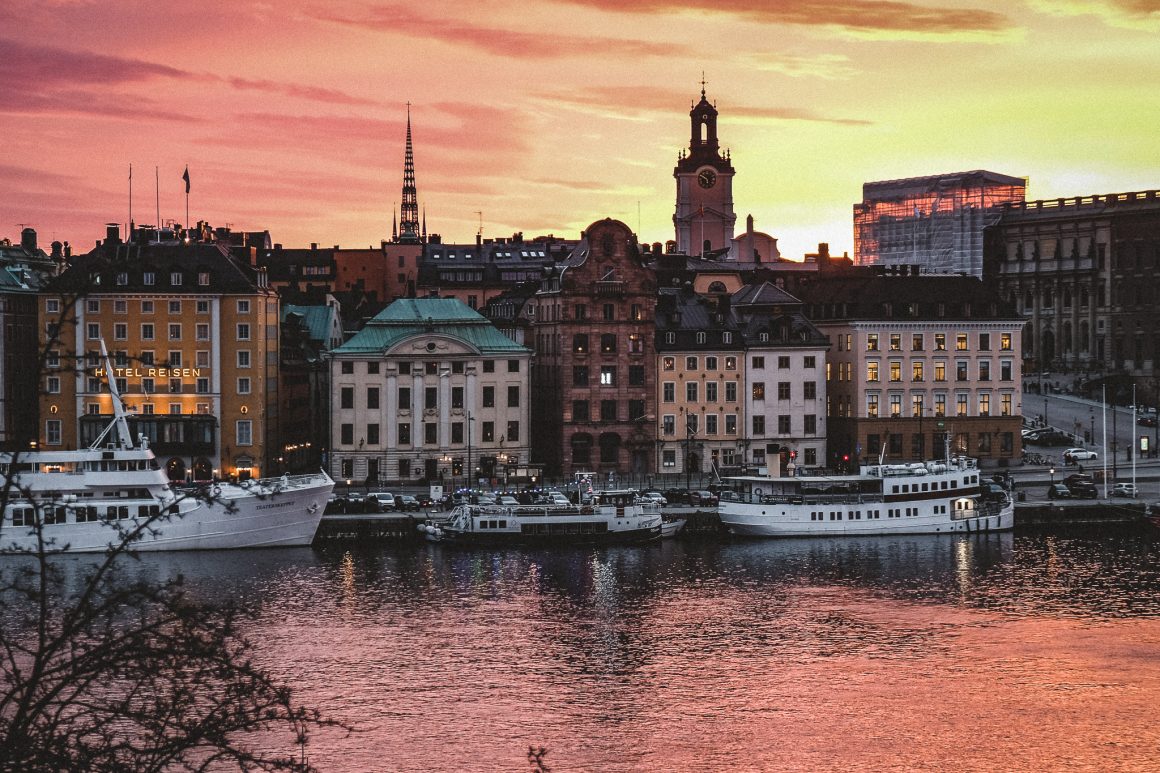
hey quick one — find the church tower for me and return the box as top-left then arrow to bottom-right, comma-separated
397,103 -> 422,245
673,82 -> 736,256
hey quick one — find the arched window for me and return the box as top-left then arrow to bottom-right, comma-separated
708,281 -> 727,293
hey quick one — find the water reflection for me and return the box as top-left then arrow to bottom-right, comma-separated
9,528 -> 1160,771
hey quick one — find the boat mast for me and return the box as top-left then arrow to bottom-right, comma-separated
88,339 -> 136,450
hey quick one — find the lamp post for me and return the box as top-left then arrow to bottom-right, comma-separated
1043,395 -> 1049,428
466,411 -> 473,493
1049,466 -> 1055,486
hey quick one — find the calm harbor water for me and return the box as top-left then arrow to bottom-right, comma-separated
45,528 -> 1160,770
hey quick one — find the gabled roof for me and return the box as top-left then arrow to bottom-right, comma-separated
731,281 -> 801,306
333,298 -> 529,355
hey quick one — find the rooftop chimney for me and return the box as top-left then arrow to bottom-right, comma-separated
20,227 -> 37,253
105,223 -> 121,245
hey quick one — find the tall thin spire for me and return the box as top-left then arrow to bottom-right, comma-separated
398,102 -> 421,244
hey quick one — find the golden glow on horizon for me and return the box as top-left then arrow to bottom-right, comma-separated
1,0 -> 1158,259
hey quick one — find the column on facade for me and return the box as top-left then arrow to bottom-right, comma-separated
438,367 -> 450,448
465,362 -> 478,459
412,370 -> 423,451
385,369 -> 397,450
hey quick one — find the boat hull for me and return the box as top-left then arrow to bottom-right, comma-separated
435,524 -> 662,546
2,473 -> 334,553
721,501 -> 1014,538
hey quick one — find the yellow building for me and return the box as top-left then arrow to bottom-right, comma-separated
40,225 -> 278,481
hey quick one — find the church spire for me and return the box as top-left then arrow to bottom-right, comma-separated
398,102 -> 421,244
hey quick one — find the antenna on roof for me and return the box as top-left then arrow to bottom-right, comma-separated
475,211 -> 483,239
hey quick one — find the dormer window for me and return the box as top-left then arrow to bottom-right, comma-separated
143,271 -> 155,286
170,271 -> 183,286
199,271 -> 210,286
759,332 -> 769,343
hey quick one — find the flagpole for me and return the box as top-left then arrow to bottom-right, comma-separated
155,166 -> 160,239
128,163 -> 133,236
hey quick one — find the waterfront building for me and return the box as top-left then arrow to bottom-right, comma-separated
279,298 -> 343,473
41,224 -> 279,481
854,170 -> 1026,277
984,189 -> 1160,379
794,267 -> 1025,466
673,85 -> 737,257
530,218 -> 656,480
327,298 -> 531,489
0,228 -> 58,449
654,288 -> 746,479
731,282 -> 829,472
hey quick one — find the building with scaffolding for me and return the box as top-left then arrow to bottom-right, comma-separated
854,170 -> 1026,277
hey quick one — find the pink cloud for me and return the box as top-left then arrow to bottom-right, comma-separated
311,3 -> 687,57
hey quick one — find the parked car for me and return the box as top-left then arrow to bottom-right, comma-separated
1112,483 -> 1138,498
1139,416 -> 1158,428
639,492 -> 667,506
546,492 -> 572,506
396,494 -> 420,511
982,483 -> 1008,503
1062,473 -> 1094,488
368,492 -> 396,510
497,495 -> 520,506
1067,481 -> 1099,499
1063,447 -> 1098,462
689,490 -> 719,507
664,488 -> 689,505
1047,484 -> 1072,499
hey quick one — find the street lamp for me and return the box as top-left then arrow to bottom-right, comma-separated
1049,467 -> 1055,486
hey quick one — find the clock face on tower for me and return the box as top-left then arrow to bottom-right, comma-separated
697,168 -> 717,188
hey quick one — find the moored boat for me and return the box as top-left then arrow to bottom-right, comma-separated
719,456 -> 1014,537
421,489 -> 662,545
1,345 -> 333,553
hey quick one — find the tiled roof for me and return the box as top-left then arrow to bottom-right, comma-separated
282,304 -> 337,346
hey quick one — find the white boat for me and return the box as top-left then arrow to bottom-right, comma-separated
1,345 -> 333,553
420,489 -> 662,545
718,456 -> 1014,537
660,516 -> 686,539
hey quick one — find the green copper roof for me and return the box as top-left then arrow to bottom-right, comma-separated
282,303 -> 337,346
333,298 -> 529,355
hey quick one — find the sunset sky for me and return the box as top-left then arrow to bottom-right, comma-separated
3,0 -> 1159,260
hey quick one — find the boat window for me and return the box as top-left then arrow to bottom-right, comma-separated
498,520 -> 507,528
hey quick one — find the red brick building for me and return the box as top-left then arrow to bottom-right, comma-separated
530,218 -> 657,479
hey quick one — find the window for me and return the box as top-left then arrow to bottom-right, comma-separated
663,415 -> 675,435
979,333 -> 991,351
600,366 -> 616,386
600,400 -> 617,422
603,304 -> 615,321
935,394 -> 946,417
804,381 -> 816,399
979,394 -> 991,416
956,361 -> 968,381
778,415 -> 791,434
425,387 -> 437,410
451,423 -> 464,444
912,395 -> 924,417
663,382 -> 675,402
170,272 -> 183,286
628,399 -> 646,421
237,323 -> 250,341
341,361 -> 354,374
114,323 -> 127,340
705,414 -> 718,434
482,386 -> 495,407
725,382 -> 737,402
725,414 -> 737,435
47,350 -> 59,368
956,394 -> 968,416
196,378 -> 209,394
367,387 -> 380,410
752,382 -> 765,400
86,323 -> 100,340
143,378 -> 156,394
1000,333 -> 1012,351
196,323 -> 210,341
935,333 -> 946,351
753,356 -> 765,369
237,420 -> 253,446
480,421 -> 494,442
398,386 -> 411,407
451,386 -> 464,409
141,323 -> 155,341
573,334 -> 589,353
508,359 -> 519,373
46,298 -> 60,313
46,419 -> 62,446
368,362 -> 381,375
238,377 -> 251,394
506,421 -> 519,442
169,300 -> 182,315
725,357 -> 737,370
629,365 -> 645,386
979,361 -> 991,381
507,386 -> 520,407
199,272 -> 210,286
237,350 -> 250,368
662,357 -> 675,371
867,394 -> 879,418
686,382 -> 698,402
600,334 -> 617,353
912,334 -> 924,351
398,423 -> 411,444
46,376 -> 60,394
238,300 -> 250,314
1001,393 -> 1013,416
573,401 -> 590,422
890,394 -> 902,418
87,299 -> 100,314
424,422 -> 438,445
1000,361 -> 1013,381
752,416 -> 765,435
341,387 -> 354,410
367,424 -> 380,445
935,361 -> 946,382
575,303 -> 587,320
866,334 -> 879,351
483,360 -> 495,373
867,362 -> 879,382
663,450 -> 676,468
168,323 -> 181,341
686,356 -> 698,370
777,382 -> 791,400
706,381 -> 718,402
889,334 -> 901,351
912,361 -> 924,381
573,366 -> 589,387
804,414 -> 816,434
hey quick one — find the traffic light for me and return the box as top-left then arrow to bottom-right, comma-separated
842,454 -> 849,462
790,450 -> 797,460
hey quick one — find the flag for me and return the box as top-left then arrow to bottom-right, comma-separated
182,166 -> 190,194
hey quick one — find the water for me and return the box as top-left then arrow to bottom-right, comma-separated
22,529 -> 1160,771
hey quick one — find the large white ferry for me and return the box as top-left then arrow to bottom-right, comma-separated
718,456 -> 1014,537
1,346 -> 333,553
421,489 -> 663,546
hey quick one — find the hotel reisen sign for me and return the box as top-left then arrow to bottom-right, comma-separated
94,368 -> 208,380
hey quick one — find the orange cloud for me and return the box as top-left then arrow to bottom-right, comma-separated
555,0 -> 1013,35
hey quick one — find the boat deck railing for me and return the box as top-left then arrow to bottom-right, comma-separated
737,493 -> 886,506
